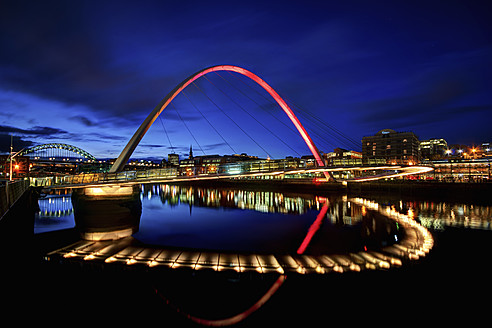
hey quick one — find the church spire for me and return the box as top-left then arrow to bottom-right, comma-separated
189,145 -> 193,159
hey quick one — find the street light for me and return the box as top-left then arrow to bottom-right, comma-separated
8,136 -> 25,182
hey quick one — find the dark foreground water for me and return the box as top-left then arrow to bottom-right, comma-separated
28,184 -> 492,326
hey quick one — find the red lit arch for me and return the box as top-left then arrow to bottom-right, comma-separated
110,65 -> 327,177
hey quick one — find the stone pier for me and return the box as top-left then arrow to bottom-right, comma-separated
71,185 -> 142,241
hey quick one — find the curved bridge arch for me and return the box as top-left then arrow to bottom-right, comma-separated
19,143 -> 97,160
110,65 -> 330,179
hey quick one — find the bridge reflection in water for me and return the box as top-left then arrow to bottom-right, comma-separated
49,192 -> 430,273
37,183 -> 492,326
41,183 -> 437,326
35,185 -> 492,235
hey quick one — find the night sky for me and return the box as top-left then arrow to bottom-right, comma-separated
1,0 -> 491,160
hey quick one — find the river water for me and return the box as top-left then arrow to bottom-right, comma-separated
34,183 -> 492,254
32,183 -> 492,326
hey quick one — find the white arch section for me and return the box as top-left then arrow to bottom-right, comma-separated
110,65 -> 330,179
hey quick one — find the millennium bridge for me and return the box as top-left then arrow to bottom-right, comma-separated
25,65 -> 434,326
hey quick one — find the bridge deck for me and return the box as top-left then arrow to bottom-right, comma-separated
47,236 -> 408,275
31,165 -> 433,189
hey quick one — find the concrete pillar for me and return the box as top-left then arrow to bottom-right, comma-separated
71,185 -> 141,241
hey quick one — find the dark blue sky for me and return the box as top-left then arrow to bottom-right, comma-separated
1,0 -> 491,160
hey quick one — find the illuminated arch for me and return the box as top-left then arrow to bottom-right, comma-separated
110,65 -> 330,180
19,143 -> 97,160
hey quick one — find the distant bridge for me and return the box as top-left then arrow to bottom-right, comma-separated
18,143 -> 97,161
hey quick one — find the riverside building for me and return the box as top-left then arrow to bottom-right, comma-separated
362,129 -> 420,165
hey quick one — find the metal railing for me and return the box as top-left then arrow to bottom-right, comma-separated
30,168 -> 179,188
1,179 -> 30,218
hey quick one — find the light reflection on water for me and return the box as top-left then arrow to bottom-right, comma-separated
133,184 -> 377,254
35,194 -> 75,233
388,199 -> 492,231
34,184 -> 492,247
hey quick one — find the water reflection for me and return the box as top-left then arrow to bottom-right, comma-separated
140,184 -> 365,224
384,199 -> 492,231
35,184 -> 492,238
48,192 -> 433,327
140,184 -> 320,215
35,195 -> 74,233
133,184 -> 399,254
38,195 -> 74,217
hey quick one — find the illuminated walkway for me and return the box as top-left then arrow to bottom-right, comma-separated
46,198 -> 432,275
31,165 -> 433,189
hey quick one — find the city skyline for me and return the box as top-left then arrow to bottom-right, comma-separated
1,1 -> 491,160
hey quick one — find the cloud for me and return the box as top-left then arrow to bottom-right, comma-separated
0,124 -> 69,137
137,144 -> 166,149
0,135 -> 33,154
70,115 -> 97,127
0,124 -> 71,153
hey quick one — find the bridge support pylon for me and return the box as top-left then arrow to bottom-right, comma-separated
71,185 -> 142,241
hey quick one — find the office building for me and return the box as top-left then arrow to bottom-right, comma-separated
362,129 -> 420,165
420,138 -> 448,160
168,153 -> 179,166
324,148 -> 363,166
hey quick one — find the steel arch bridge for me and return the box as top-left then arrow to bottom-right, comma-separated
19,143 -> 97,161
109,65 -> 332,180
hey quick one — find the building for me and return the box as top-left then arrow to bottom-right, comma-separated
0,155 -> 30,179
222,156 -> 306,175
420,138 -> 448,160
362,129 -> 420,165
417,158 -> 491,182
324,148 -> 363,166
168,153 -> 179,166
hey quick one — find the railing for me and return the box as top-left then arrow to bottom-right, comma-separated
29,165 -> 435,189
30,168 -> 179,188
0,179 -> 30,218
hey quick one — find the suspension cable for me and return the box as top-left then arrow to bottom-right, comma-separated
226,70 -> 360,151
282,97 -> 361,150
192,81 -> 272,159
158,115 -> 175,153
225,71 -> 336,152
220,71 -> 300,136
170,102 -> 206,156
181,90 -> 237,154
204,74 -> 301,157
